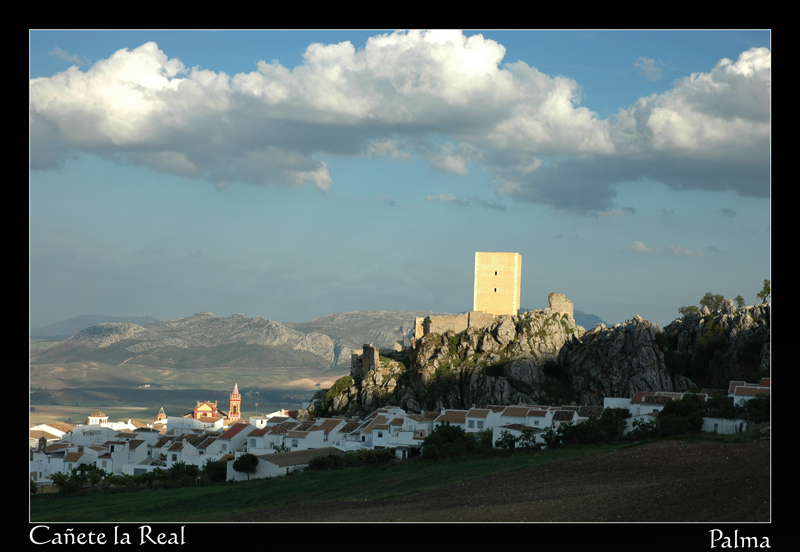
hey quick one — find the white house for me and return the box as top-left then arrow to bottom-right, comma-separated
227,447 -> 346,481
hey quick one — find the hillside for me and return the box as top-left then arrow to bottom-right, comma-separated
222,438 -> 770,523
30,315 -> 160,339
312,295 -> 770,415
28,311 -> 455,393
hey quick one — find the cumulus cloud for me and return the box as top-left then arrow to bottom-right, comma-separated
627,241 -> 653,254
29,33 -> 770,212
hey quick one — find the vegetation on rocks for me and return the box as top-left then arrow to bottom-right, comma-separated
313,292 -> 770,417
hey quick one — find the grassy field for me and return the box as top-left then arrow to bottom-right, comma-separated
29,441 -> 635,523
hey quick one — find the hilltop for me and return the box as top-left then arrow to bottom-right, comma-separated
311,294 -> 770,415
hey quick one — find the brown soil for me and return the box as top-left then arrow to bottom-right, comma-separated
221,438 -> 770,523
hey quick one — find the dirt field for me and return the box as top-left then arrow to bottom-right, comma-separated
222,438 -> 770,523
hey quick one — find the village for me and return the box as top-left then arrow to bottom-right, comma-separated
30,253 -> 770,487
29,373 -> 770,487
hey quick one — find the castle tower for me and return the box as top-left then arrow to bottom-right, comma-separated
229,382 -> 241,421
473,252 -> 522,316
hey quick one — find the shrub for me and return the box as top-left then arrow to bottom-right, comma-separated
422,422 -> 481,460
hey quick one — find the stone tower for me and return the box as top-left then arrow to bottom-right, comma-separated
473,252 -> 522,316
229,382 -> 241,421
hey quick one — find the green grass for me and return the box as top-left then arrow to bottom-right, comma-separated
30,442 -> 637,523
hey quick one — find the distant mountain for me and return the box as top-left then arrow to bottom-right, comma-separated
28,311 -> 453,372
30,315 -> 161,339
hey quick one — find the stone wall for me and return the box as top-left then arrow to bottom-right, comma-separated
548,292 -> 574,318
414,311 -> 497,341
351,344 -> 379,380
473,252 -> 522,316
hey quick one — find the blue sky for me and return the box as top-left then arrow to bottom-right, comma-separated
29,30 -> 771,330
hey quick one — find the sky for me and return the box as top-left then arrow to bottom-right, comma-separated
29,30 -> 771,330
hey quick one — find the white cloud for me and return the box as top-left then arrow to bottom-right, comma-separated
427,193 -> 469,206
634,56 -> 664,81
667,244 -> 705,258
627,241 -> 653,254
29,34 -> 770,211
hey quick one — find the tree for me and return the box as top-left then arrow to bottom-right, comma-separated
232,453 -> 259,480
756,279 -> 770,303
421,422 -> 480,460
494,430 -> 518,450
734,295 -> 745,308
200,459 -> 228,484
699,292 -> 726,311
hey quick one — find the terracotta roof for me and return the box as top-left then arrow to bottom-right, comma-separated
552,410 -> 575,422
218,423 -> 252,440
466,408 -> 491,418
630,392 -> 655,404
728,381 -> 747,394
734,386 -> 770,397
500,406 -> 530,417
435,410 -> 467,424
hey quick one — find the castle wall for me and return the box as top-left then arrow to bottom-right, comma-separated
414,311 -> 498,341
473,252 -> 521,316
548,292 -> 574,318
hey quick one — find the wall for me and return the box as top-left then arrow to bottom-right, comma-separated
473,252 -> 522,316
413,311 -> 497,340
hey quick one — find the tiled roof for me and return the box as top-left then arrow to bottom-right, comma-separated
734,386 -> 770,397
728,381 -> 747,394
630,391 -> 655,404
435,410 -> 467,423
218,423 -> 252,440
552,410 -> 575,421
500,406 -> 530,417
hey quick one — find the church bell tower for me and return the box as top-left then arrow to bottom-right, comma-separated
229,382 -> 241,421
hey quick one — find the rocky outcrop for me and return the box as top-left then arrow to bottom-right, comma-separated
558,316 -> 694,406
314,297 -> 771,416
661,301 -> 770,387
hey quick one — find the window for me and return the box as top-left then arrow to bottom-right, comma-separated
468,420 -> 475,428
477,421 -> 484,429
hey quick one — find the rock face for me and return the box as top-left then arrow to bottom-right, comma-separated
661,301 -> 770,387
559,316 -> 695,406
315,296 -> 771,416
